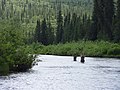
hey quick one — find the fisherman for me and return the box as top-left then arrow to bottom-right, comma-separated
81,55 -> 85,63
73,56 -> 77,61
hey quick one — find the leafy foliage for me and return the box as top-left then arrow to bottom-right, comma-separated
28,41 -> 120,57
113,0 -> 120,42
0,20 -> 34,75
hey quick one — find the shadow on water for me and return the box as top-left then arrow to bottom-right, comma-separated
0,76 -> 10,80
104,69 -> 120,74
95,66 -> 119,69
92,65 -> 120,74
42,66 -> 80,69
0,69 -> 36,80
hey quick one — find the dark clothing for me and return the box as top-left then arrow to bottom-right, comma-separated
81,56 -> 85,63
73,56 -> 77,61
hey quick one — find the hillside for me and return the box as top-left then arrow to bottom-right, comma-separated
0,0 -> 93,23
0,0 -> 94,41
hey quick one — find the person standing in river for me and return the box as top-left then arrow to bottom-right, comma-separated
81,55 -> 85,63
73,56 -> 77,61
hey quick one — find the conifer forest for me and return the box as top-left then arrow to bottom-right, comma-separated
0,0 -> 120,75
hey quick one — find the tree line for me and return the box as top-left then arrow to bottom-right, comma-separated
34,0 -> 120,45
0,0 -> 93,44
88,0 -> 120,42
0,0 -> 119,45
34,11 -> 91,45
34,19 -> 54,45
0,0 -> 92,23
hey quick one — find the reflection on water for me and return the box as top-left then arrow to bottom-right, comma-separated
0,55 -> 120,90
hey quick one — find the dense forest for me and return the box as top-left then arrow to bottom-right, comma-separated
0,0 -> 120,75
0,0 -> 93,44
0,0 -> 119,44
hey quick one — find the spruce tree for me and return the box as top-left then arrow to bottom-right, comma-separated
34,20 -> 41,43
56,10 -> 63,43
82,14 -> 91,40
84,15 -> 91,40
89,0 -> 114,41
63,12 -> 71,43
72,13 -> 78,41
97,0 -> 114,40
113,0 -> 120,42
70,13 -> 77,41
77,16 -> 84,40
103,0 -> 114,40
87,0 -> 98,40
96,0 -> 105,40
41,18 -> 48,45
47,22 -> 54,44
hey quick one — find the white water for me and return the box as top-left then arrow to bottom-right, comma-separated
0,55 -> 120,90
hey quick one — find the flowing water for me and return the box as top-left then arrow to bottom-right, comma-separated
0,55 -> 120,90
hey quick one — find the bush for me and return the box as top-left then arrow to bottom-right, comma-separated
0,63 -> 9,76
107,47 -> 120,55
0,21 -> 34,75
9,47 -> 34,72
33,40 -> 120,57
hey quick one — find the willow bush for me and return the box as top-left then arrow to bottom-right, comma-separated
0,20 -> 34,76
30,41 -> 120,57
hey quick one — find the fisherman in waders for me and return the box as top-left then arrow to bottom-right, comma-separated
73,56 -> 77,61
81,55 -> 85,63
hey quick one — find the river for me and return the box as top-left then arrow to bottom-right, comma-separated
0,55 -> 120,90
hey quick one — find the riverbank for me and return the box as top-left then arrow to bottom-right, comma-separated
28,41 -> 120,58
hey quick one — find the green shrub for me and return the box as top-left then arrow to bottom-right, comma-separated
0,21 -> 34,75
34,40 -> 120,57
0,62 -> 9,76
107,47 -> 120,55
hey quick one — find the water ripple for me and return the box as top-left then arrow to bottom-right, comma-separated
0,55 -> 120,90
